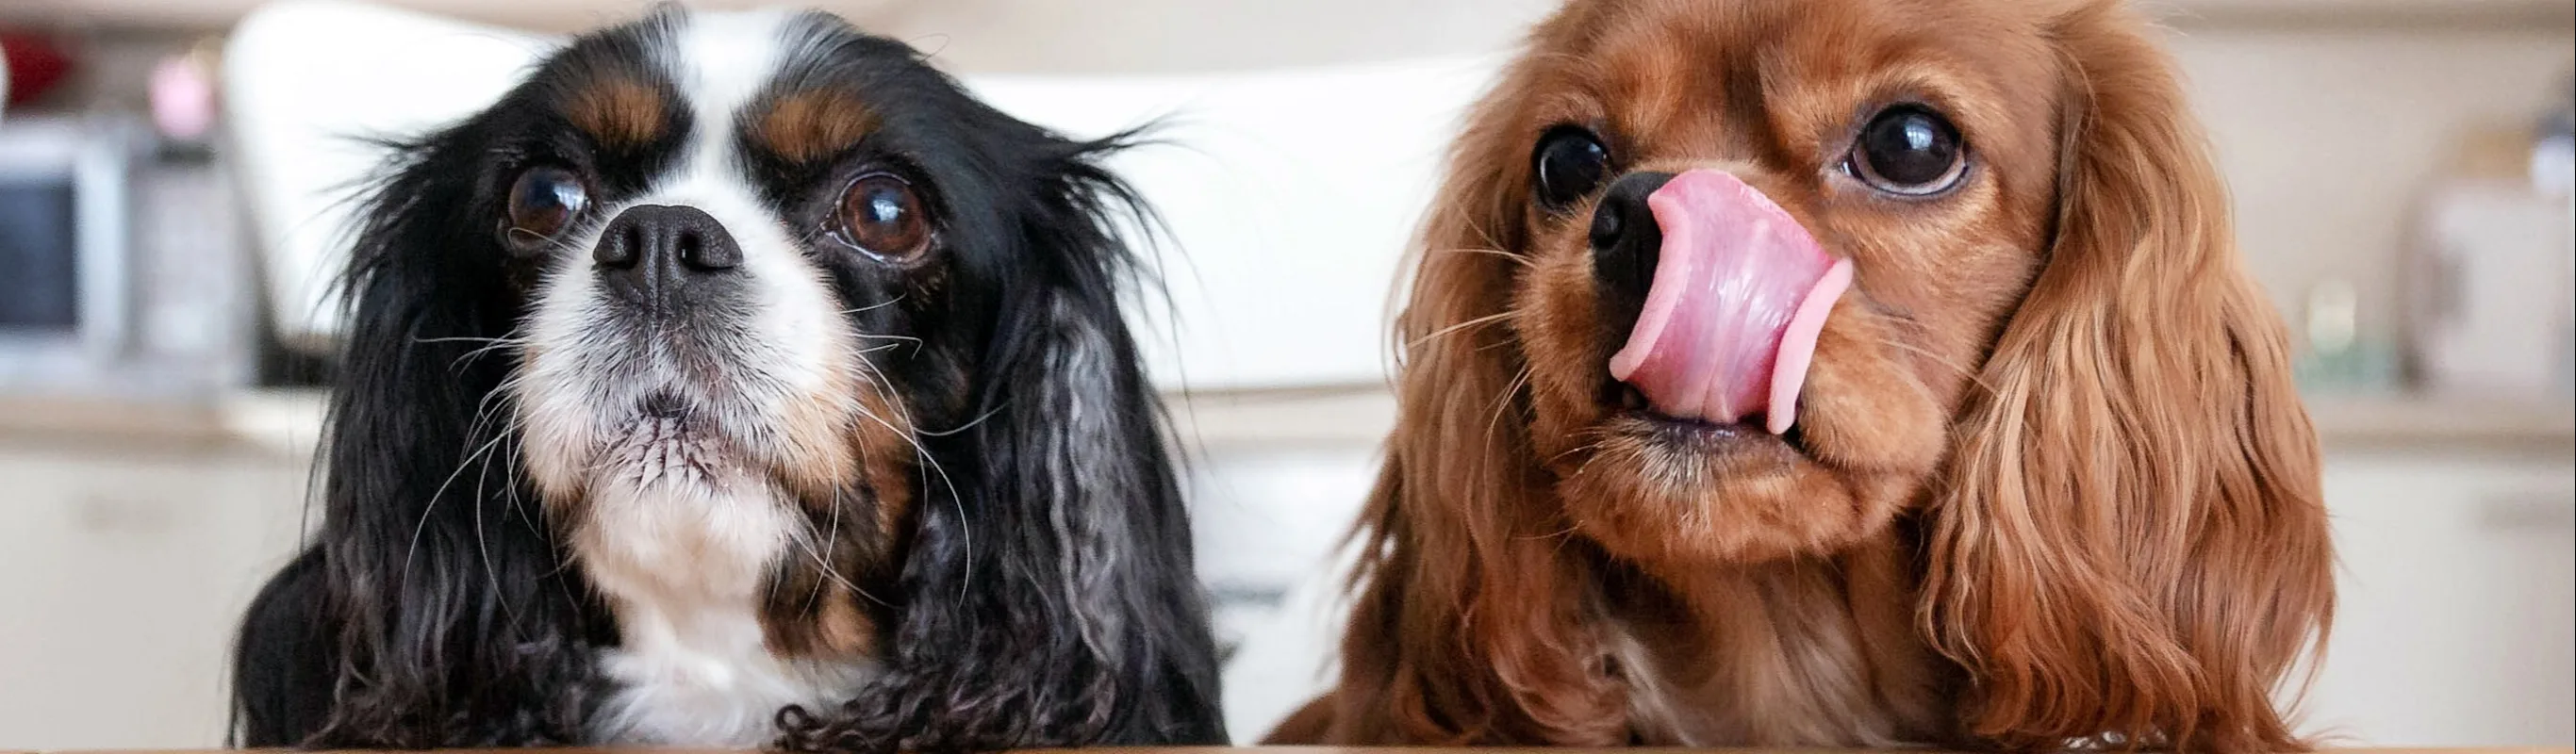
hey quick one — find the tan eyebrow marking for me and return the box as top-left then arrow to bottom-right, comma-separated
756,89 -> 878,164
564,77 -> 669,149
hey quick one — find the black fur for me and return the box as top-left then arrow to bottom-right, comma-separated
233,10 -> 1224,750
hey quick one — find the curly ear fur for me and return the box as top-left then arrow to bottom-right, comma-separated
1920,4 -> 2335,749
232,123 -> 608,747
1286,48 -> 1632,746
775,131 -> 1227,752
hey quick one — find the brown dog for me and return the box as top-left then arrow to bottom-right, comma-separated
1267,0 -> 2335,749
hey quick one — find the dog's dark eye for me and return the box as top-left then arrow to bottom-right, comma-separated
833,172 -> 931,262
1532,125 -> 1612,210
1847,106 -> 1965,196
503,166 -> 589,251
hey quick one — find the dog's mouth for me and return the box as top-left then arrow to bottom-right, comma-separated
1599,381 -> 1812,456
638,388 -> 690,420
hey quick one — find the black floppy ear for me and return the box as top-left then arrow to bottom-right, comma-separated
231,123 -> 602,746
778,133 -> 1227,752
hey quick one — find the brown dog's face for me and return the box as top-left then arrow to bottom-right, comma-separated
1488,0 -> 2070,566
1338,2 -> 2330,745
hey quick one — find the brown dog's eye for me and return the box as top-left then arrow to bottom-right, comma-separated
833,172 -> 932,262
1848,106 -> 1965,196
503,166 -> 589,252
1532,125 -> 1612,210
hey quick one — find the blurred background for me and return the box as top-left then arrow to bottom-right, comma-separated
0,0 -> 2568,747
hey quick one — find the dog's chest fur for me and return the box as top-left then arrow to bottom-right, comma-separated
573,463 -> 877,746
1603,548 -> 1949,746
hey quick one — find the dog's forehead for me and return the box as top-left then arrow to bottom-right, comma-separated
1577,2 -> 2050,112
664,10 -> 796,127
541,10 -> 898,171
1542,0 -> 2061,188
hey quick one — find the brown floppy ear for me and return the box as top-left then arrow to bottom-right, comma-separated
1921,3 -> 2335,750
1294,51 -> 1627,746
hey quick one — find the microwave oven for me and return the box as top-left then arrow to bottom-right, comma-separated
0,114 -> 258,398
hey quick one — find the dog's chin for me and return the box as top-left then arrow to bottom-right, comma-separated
1549,385 -> 1902,568
596,396 -> 750,491
519,364 -> 828,500
514,390 -> 746,503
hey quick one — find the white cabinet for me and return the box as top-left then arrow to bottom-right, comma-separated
972,60 -> 1491,390
1183,444 -> 1377,740
2303,450 -> 2576,746
0,441 -> 310,749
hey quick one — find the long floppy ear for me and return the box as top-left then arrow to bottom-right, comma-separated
1304,54 -> 1627,746
776,131 -> 1226,752
232,124 -> 603,746
1921,4 -> 2334,750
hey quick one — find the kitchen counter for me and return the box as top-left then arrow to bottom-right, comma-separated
2304,394 -> 2576,453
0,389 -> 322,455
20,741 -> 2576,746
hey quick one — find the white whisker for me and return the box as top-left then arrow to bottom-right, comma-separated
916,403 -> 1004,437
404,413 -> 517,587
1430,246 -> 1535,269
848,345 -> 973,598
1407,309 -> 1519,351
839,294 -> 905,316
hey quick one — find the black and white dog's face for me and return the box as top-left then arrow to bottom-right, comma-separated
503,11 -> 954,648
508,11 -> 990,523
500,12 -> 979,740
233,8 -> 1224,750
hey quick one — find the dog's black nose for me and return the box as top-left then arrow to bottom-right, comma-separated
595,205 -> 742,309
1592,171 -> 1675,316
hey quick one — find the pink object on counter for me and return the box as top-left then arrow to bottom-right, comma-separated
152,54 -> 218,139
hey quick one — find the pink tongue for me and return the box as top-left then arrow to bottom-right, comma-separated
1607,170 -> 1851,434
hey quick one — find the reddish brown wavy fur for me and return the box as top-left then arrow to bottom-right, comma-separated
1269,0 -> 2335,749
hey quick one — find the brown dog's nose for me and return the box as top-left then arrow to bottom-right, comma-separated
594,205 -> 742,310
1591,171 -> 1675,329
